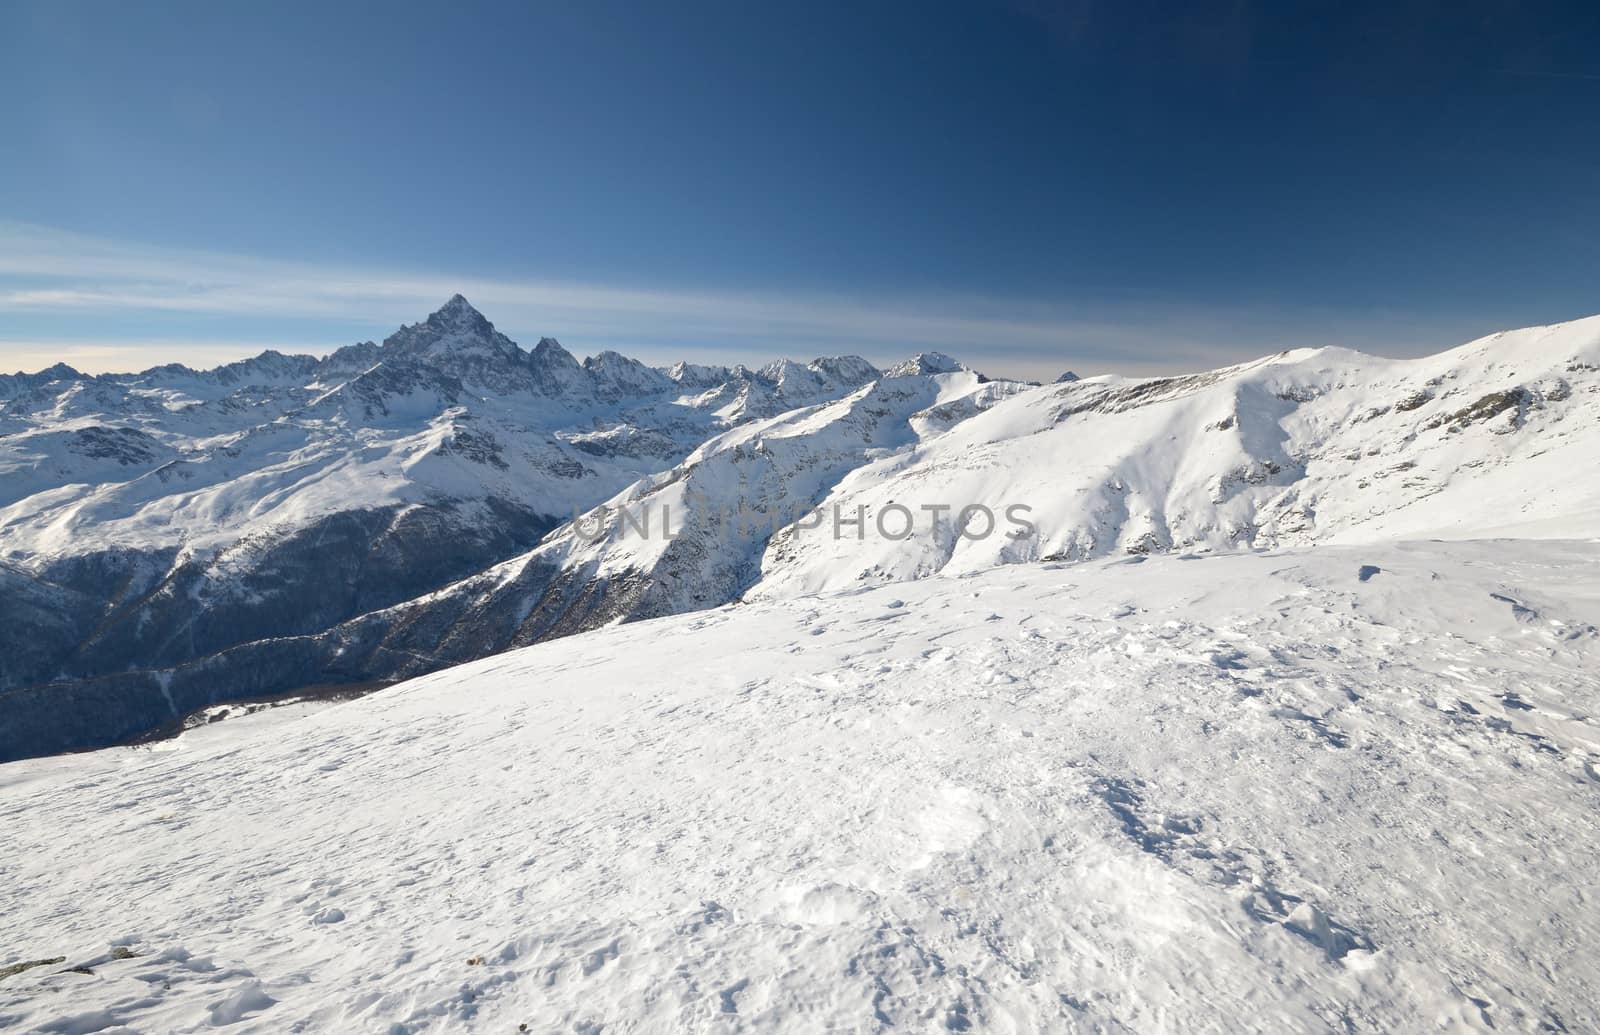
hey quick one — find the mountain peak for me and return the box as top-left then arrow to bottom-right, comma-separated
527,336 -> 590,396
532,336 -> 576,361
665,360 -> 733,387
585,350 -> 672,400
375,297 -> 524,388
808,355 -> 881,386
39,361 -> 85,381
425,294 -> 491,333
886,352 -> 967,378
388,295 -> 499,347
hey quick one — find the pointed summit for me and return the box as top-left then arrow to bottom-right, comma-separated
424,293 -> 493,335
528,336 -> 589,396
374,296 -> 530,394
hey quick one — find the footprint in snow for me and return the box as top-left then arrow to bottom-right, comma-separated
1268,706 -> 1350,749
1209,649 -> 1251,671
719,977 -> 750,1014
1357,565 -> 1381,582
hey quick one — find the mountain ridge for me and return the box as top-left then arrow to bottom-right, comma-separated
3,301 -> 1597,761
1,295 -> 895,403
0,296 -> 928,759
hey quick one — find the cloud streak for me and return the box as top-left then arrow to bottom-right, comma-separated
0,221 -> 1474,379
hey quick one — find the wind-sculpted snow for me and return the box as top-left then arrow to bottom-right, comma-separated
2,541 -> 1597,1032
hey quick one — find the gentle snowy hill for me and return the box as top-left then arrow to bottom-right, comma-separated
2,540 -> 1596,1032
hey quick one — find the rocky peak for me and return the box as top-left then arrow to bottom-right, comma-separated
808,355 -> 880,386
666,361 -> 734,387
382,295 -> 520,365
425,294 -> 495,337
757,358 -> 813,386
0,362 -> 88,404
531,337 -> 579,367
528,337 -> 589,396
886,352 -> 967,378
584,351 -> 672,400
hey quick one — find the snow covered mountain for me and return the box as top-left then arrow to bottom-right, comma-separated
752,315 -> 1600,597
3,305 -> 1599,1032
0,362 -> 1025,758
3,539 -> 1597,1031
332,366 -> 1024,653
2,306 -> 1598,761
0,297 -> 887,755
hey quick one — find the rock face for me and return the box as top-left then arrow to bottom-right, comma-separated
4,302 -> 1600,761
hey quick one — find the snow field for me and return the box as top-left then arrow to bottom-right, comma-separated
2,539 -> 1597,1032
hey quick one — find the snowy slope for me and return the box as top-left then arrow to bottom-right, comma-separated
752,315 -> 1600,598
388,365 -> 1024,637
2,539 -> 1597,1032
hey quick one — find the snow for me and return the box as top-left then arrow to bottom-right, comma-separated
3,539 -> 1598,1032
357,310 -> 1599,658
752,315 -> 1600,598
422,369 -> 1010,626
0,296 -> 903,571
0,297 -> 892,577
5,299 -> 1600,1028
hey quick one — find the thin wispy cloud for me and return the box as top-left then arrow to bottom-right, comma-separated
0,221 -> 1473,380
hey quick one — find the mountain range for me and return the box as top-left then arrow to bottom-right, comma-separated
2,297 -> 1597,760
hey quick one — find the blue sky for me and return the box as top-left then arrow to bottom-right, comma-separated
2,1 -> 1597,379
